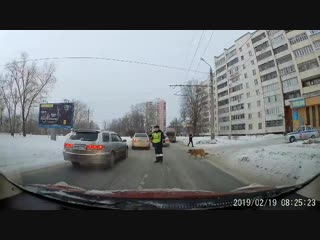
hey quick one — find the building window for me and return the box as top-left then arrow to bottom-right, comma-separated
216,65 -> 226,75
254,41 -> 269,53
258,112 -> 261,118
217,73 -> 227,82
219,116 -> 230,123
247,92 -> 250,98
218,90 -> 229,98
282,77 -> 299,88
267,30 -> 281,37
266,119 -> 283,127
249,124 -> 253,130
229,84 -> 243,93
226,49 -> 237,59
262,82 -> 280,93
241,55 -> 244,61
266,106 -> 282,115
293,45 -> 314,58
239,47 -> 242,52
253,69 -> 256,75
276,54 -> 292,65
283,90 -> 301,100
273,44 -> 288,55
230,93 -> 243,102
258,123 -> 262,129
230,103 -> 244,112
218,107 -> 229,114
218,99 -> 229,106
309,30 -> 320,35
232,124 -> 246,130
248,113 -> 252,119
215,57 -> 226,67
297,59 -> 319,72
257,100 -> 261,106
218,81 -> 228,90
313,40 -> 320,49
254,79 -> 258,85
247,103 -> 251,109
279,65 -> 296,76
220,126 -> 230,131
249,51 -> 253,56
288,33 -> 308,45
243,64 -> 246,70
244,73 -> 247,78
256,50 -> 272,62
258,60 -> 276,72
231,113 -> 245,120
260,71 -> 278,82
251,32 -> 266,44
246,82 -> 249,88
256,89 -> 260,95
302,77 -> 320,87
227,57 -> 239,67
271,34 -> 285,46
251,60 -> 255,65
264,94 -> 281,103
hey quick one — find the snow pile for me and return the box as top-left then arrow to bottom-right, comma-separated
228,141 -> 320,185
196,139 -> 217,144
0,134 -> 66,175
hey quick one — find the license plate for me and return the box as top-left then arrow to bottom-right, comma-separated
73,145 -> 86,150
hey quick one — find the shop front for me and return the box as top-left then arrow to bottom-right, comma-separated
291,97 -> 320,131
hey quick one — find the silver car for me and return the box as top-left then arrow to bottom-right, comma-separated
63,129 -> 128,168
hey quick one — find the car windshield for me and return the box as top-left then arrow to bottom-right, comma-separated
0,30 -> 320,210
69,132 -> 98,141
135,133 -> 148,137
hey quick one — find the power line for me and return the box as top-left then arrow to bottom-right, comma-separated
184,30 -> 206,81
0,56 -> 208,74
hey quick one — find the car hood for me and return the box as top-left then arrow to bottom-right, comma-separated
22,182 -> 300,209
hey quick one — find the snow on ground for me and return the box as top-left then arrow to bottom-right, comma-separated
0,133 -> 67,176
177,135 -> 320,186
231,141 -> 320,185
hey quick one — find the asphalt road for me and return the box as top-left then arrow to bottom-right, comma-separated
21,142 -> 245,192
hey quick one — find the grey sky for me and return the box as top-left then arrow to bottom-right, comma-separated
0,30 -> 253,127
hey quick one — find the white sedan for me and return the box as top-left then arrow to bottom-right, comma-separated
285,125 -> 319,143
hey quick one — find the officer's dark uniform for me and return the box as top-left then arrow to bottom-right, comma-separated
151,126 -> 164,163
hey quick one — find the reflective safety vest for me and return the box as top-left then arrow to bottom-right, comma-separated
152,132 -> 161,144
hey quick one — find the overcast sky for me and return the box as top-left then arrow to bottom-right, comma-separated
0,30 -> 253,127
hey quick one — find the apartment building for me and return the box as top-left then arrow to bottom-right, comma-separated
144,98 -> 167,132
213,30 -> 320,135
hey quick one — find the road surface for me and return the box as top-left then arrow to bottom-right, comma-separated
20,142 -> 245,192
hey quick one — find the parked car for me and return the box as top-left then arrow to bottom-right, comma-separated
63,129 -> 128,168
162,134 -> 170,147
285,125 -> 320,143
132,133 -> 150,150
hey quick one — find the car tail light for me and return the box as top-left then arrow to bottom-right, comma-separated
166,139 -> 170,142
64,143 -> 74,149
86,145 -> 105,150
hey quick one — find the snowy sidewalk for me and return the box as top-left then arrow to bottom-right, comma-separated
177,135 -> 320,186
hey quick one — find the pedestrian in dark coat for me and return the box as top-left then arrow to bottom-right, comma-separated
188,134 -> 194,147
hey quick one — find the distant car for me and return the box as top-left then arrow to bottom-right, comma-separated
162,134 -> 170,147
285,125 -> 320,143
132,133 -> 150,150
63,129 -> 128,168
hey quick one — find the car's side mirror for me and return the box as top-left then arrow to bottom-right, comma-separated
123,139 -> 127,142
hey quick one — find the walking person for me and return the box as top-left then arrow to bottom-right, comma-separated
188,134 -> 194,147
151,125 -> 164,163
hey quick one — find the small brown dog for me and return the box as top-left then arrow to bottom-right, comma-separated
187,149 -> 209,158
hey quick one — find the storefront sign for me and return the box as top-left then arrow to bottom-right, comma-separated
291,98 -> 305,108
293,110 -> 299,120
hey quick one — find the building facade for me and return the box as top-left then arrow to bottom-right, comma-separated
143,98 -> 167,133
212,30 -> 320,135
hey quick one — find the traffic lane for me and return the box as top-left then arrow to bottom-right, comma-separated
20,144 -> 245,192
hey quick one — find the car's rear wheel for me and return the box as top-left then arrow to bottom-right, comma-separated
124,148 -> 128,159
72,162 -> 80,168
289,136 -> 295,143
311,135 -> 316,139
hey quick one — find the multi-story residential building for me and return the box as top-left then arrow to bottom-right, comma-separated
143,98 -> 167,133
212,30 -> 320,135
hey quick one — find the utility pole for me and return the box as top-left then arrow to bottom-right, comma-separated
200,58 -> 215,140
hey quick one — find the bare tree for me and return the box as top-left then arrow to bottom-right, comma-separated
0,75 -> 20,136
5,53 -> 57,137
180,80 -> 206,136
168,117 -> 184,136
72,99 -> 91,129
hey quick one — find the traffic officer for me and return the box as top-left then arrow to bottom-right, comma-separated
151,125 -> 164,163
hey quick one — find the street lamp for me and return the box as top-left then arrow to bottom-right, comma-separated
200,57 -> 215,140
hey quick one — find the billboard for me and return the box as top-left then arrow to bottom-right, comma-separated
39,103 -> 74,129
